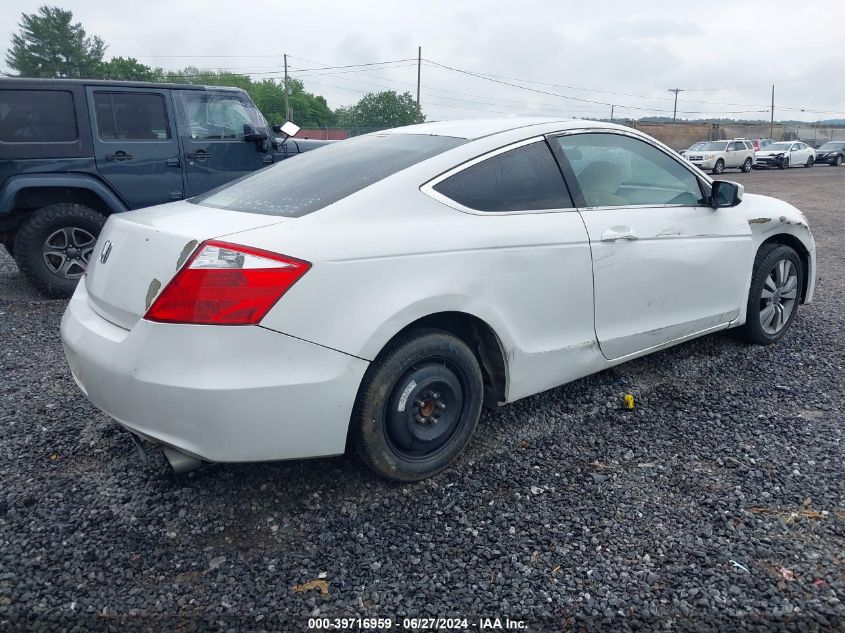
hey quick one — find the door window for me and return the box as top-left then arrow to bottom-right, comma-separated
729,141 -> 743,151
93,92 -> 170,141
0,90 -> 77,143
180,92 -> 262,141
554,133 -> 704,207
431,140 -> 572,212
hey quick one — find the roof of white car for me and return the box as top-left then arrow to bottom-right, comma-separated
376,117 -> 613,140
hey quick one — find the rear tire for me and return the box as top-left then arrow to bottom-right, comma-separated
735,243 -> 802,345
14,203 -> 105,298
741,158 -> 753,173
351,329 -> 484,481
712,159 -> 725,175
805,156 -> 814,167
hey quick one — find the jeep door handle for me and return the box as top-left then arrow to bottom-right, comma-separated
105,151 -> 133,162
187,149 -> 210,161
600,226 -> 638,242
166,158 -> 181,167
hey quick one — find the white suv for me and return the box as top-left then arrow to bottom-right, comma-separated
685,139 -> 756,174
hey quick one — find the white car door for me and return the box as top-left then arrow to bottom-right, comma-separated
551,131 -> 754,360
788,143 -> 803,167
727,141 -> 742,168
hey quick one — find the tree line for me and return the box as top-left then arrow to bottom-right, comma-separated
4,6 -> 426,130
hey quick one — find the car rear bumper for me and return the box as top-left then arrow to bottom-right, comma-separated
61,283 -> 369,463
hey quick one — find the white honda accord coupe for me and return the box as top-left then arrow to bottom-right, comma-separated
61,119 -> 816,481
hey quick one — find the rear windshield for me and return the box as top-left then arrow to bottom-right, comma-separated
193,134 -> 465,217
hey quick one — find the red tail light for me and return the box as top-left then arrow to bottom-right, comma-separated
145,240 -> 310,325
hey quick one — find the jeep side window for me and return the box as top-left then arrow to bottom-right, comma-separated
0,90 -> 77,143
93,92 -> 170,141
180,93 -> 262,141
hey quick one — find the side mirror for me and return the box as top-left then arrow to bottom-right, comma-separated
271,121 -> 301,138
710,180 -> 743,209
243,123 -> 268,143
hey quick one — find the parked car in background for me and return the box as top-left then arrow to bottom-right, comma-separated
685,139 -> 755,174
752,138 -> 773,151
61,118 -> 816,481
0,78 -> 329,297
754,141 -> 816,169
813,141 -> 845,166
679,141 -> 706,157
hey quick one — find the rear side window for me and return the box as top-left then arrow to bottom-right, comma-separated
432,141 -> 572,212
194,134 -> 465,217
0,90 -> 77,143
93,92 -> 170,140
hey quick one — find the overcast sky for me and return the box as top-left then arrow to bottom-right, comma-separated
2,0 -> 843,122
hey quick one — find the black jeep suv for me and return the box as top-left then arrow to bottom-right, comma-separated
0,78 -> 327,297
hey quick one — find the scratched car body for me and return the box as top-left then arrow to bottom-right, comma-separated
61,119 -> 816,481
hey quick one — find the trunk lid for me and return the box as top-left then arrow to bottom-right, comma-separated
84,201 -> 288,329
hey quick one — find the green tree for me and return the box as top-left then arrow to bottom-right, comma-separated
98,56 -> 161,81
287,79 -> 336,127
6,5 -> 106,78
335,91 -> 424,131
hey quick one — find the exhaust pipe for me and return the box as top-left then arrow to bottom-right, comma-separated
162,446 -> 203,474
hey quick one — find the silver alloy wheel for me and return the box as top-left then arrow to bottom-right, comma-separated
759,259 -> 798,335
43,227 -> 96,279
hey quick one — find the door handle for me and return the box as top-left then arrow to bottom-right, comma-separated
601,227 -> 638,242
166,158 -> 181,167
187,149 -> 210,161
105,151 -> 133,162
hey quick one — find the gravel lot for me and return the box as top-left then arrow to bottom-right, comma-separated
1,167 -> 843,632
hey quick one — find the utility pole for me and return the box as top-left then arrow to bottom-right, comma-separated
770,84 -> 775,139
610,104 -> 614,122
416,46 -> 422,111
668,88 -> 683,122
283,53 -> 291,122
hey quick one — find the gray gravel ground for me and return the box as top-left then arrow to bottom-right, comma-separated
0,167 -> 843,632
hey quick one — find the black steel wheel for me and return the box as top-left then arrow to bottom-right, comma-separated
351,329 -> 484,481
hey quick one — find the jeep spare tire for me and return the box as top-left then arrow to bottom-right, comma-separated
14,204 -> 105,298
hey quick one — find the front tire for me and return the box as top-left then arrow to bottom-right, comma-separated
778,157 -> 789,170
1,232 -> 15,258
741,158 -> 753,173
712,159 -> 725,175
736,243 -> 802,345
14,203 -> 105,298
351,329 -> 484,481
833,154 -> 843,167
